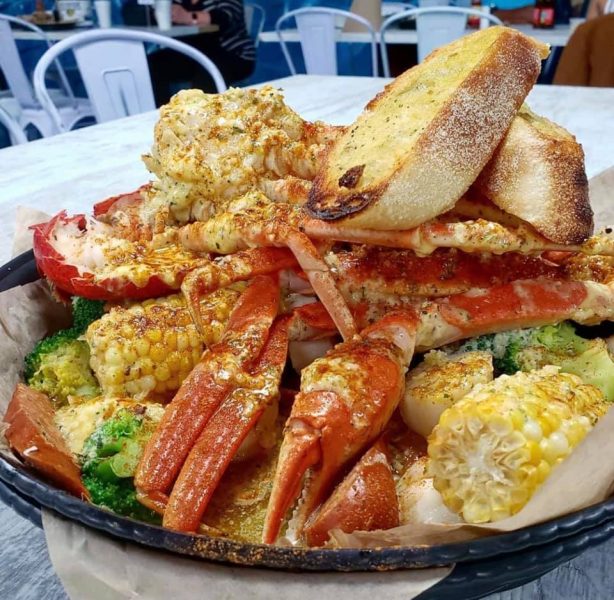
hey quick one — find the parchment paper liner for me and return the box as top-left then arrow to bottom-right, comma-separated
42,511 -> 452,600
0,164 -> 613,596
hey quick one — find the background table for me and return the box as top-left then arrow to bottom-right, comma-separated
260,23 -> 574,48
11,23 -> 218,42
1,75 -> 614,599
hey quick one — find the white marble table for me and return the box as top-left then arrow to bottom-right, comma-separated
1,75 -> 614,264
260,23 -> 574,47
1,75 -> 614,599
11,23 -> 218,42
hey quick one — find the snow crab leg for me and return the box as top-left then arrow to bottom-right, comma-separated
327,246 -> 566,300
416,278 -> 614,351
181,247 -> 298,333
163,315 -> 291,531
135,277 -> 338,530
180,194 -> 357,340
302,438 -> 399,547
262,310 -> 418,544
180,191 -> 614,260
135,275 -> 280,500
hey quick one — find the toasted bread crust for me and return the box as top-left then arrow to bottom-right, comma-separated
307,27 -> 549,230
475,106 -> 593,244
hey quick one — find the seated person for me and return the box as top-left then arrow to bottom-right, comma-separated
123,0 -> 256,105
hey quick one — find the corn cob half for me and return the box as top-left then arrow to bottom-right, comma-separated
427,366 -> 608,524
86,290 -> 240,401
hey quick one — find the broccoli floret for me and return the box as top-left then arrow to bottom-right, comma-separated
72,297 -> 105,335
457,328 -> 535,374
457,322 -> 614,401
81,408 -> 160,524
25,337 -> 99,403
533,322 -> 590,355
23,296 -> 104,404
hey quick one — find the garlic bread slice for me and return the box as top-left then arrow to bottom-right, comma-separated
475,105 -> 593,245
307,26 -> 549,230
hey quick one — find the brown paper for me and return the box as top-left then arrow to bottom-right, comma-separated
0,207 -> 69,412
42,511 -> 453,600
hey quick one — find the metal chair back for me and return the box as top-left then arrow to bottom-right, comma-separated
0,103 -> 28,144
33,28 -> 227,132
380,6 -> 503,75
244,2 -> 266,47
276,7 -> 378,76
0,13 -> 76,110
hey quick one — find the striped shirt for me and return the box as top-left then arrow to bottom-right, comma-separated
177,0 -> 256,61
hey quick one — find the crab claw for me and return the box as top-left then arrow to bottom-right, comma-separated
303,439 -> 399,547
262,310 -> 417,544
163,315 -> 291,532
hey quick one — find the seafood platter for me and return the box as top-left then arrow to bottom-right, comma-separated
3,26 -> 614,587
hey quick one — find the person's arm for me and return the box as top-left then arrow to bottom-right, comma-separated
206,1 -> 245,30
492,0 -> 535,24
493,6 -> 535,23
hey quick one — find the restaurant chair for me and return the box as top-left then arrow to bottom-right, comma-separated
276,7 -> 378,76
33,29 -> 227,134
380,6 -> 503,75
244,2 -> 266,47
0,103 -> 28,145
0,14 -> 94,138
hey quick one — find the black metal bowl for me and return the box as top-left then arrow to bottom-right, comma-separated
2,472 -> 614,600
2,251 -> 614,592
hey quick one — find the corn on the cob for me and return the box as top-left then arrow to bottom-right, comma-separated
427,366 -> 608,524
86,290 -> 240,401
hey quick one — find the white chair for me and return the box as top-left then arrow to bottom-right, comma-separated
0,103 -> 28,145
244,2 -> 266,48
33,28 -> 227,133
0,14 -> 94,137
276,7 -> 378,76
380,7 -> 503,75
